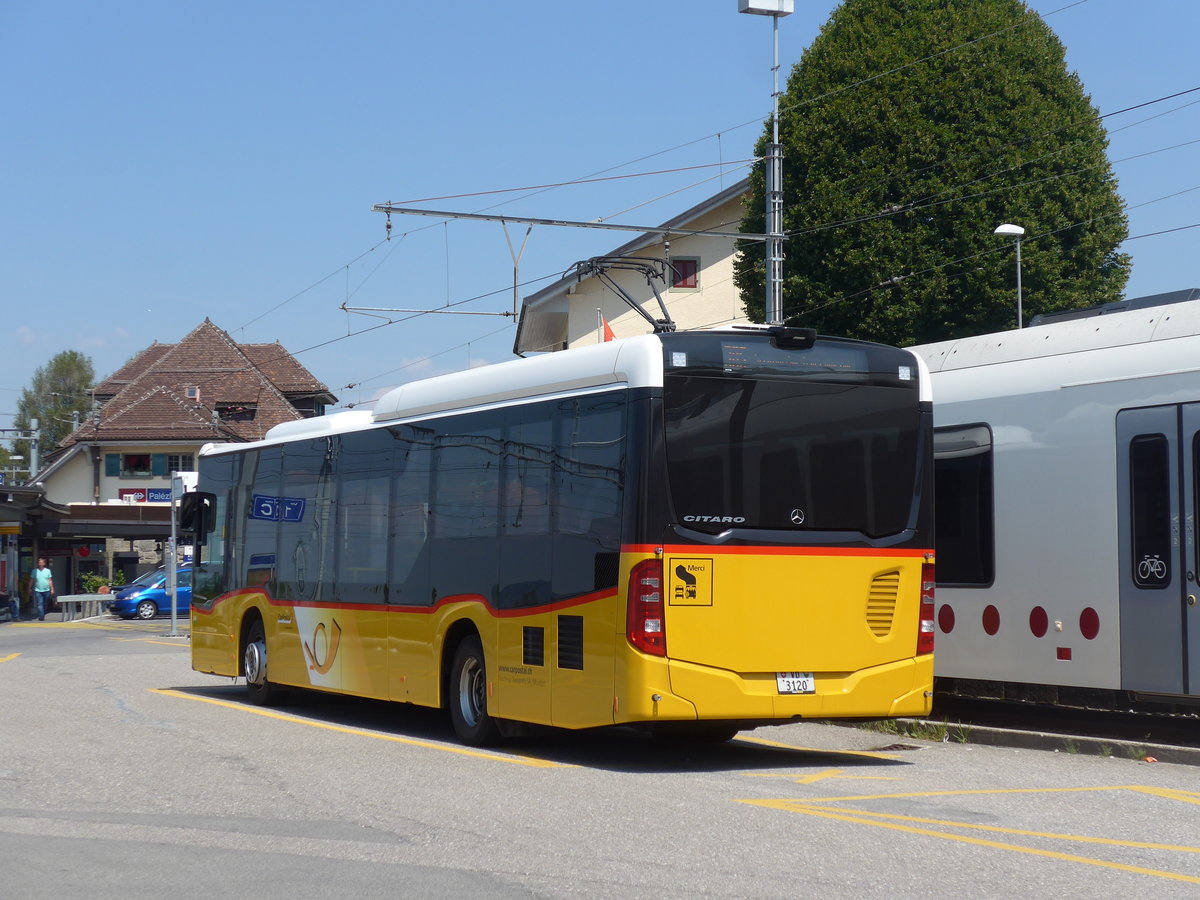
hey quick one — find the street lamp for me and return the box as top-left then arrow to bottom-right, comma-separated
739,0 -> 794,325
994,223 -> 1025,328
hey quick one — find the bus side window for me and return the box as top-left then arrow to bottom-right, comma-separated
499,404 -> 553,610
431,415 -> 502,603
337,429 -> 392,605
390,425 -> 433,607
272,440 -> 335,603
243,447 -> 282,595
553,393 -> 626,599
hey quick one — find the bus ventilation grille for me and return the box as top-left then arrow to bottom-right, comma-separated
558,616 -> 584,670
523,627 -> 545,667
866,571 -> 900,637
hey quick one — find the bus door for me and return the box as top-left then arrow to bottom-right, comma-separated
1116,404 -> 1200,695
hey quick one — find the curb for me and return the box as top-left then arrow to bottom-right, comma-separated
897,718 -> 1200,767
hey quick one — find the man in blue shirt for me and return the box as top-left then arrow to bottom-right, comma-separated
32,558 -> 54,622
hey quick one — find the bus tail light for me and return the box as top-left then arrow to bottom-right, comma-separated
917,562 -> 935,655
627,559 -> 666,657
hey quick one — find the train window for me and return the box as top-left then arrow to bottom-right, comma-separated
1195,433 -> 1200,582
933,425 -> 993,586
1130,434 -> 1171,589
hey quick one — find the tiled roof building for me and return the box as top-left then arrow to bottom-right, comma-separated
15,320 -> 337,590
63,319 -> 335,448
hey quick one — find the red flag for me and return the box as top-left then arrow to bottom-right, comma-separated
602,317 -> 616,342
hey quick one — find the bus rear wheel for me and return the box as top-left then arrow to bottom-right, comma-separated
449,635 -> 500,747
244,620 -> 288,706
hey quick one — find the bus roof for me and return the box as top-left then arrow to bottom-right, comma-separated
371,334 -> 665,424
200,325 -> 926,456
201,336 -> 665,455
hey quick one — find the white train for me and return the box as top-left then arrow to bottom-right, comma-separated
913,292 -> 1200,707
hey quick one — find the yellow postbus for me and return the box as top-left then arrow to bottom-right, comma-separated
186,325 -> 934,744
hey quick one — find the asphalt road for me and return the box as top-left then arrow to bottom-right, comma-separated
3,617 -> 1200,898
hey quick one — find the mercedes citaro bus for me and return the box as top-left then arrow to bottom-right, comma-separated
183,325 -> 934,745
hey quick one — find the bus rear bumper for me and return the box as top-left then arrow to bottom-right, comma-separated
619,654 -> 933,722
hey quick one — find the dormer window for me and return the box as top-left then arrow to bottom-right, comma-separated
185,386 -> 200,401
217,403 -> 257,422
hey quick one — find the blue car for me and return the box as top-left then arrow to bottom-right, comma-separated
106,567 -> 192,620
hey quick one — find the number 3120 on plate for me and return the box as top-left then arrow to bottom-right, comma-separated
776,672 -> 815,694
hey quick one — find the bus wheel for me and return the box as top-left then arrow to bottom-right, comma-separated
244,620 -> 288,707
449,635 -> 500,746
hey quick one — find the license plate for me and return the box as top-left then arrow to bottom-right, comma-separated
776,672 -> 815,694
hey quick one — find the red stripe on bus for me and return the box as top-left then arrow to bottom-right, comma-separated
192,585 -> 616,618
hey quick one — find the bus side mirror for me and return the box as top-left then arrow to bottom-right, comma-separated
179,491 -> 217,547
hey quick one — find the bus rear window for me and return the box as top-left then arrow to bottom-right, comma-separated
663,376 -> 921,536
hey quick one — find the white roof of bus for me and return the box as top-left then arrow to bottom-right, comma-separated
201,335 -> 665,455
200,324 -> 929,456
371,334 -> 665,423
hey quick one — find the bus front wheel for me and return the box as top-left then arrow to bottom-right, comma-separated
449,635 -> 500,747
244,620 -> 288,706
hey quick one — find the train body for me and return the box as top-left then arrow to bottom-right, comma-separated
914,296 -> 1200,704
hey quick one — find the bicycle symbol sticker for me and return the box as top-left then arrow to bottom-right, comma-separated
1136,554 -> 1168,584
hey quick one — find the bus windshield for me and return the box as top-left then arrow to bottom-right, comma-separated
662,333 -> 923,537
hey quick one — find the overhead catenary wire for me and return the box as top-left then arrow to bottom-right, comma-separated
795,187 -> 1200,322
230,0 -> 1099,347
227,0 -> 1200,401
683,85 -> 1200,243
387,159 -> 761,206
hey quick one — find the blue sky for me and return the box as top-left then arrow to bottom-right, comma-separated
3,0 -> 1198,434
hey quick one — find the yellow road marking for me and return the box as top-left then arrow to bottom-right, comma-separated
738,735 -> 900,760
0,652 -> 20,664
149,688 -> 569,768
109,637 -> 189,647
746,768 -> 900,785
1128,785 -> 1200,806
802,785 -> 1128,803
777,802 -> 1200,853
741,785 -> 1200,885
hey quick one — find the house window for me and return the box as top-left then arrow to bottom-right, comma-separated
670,258 -> 699,290
167,454 -> 194,472
217,403 -> 257,422
105,453 -> 169,478
122,454 -> 152,476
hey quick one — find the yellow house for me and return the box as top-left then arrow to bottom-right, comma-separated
514,179 -> 751,354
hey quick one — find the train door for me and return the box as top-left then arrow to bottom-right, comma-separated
1116,405 -> 1200,695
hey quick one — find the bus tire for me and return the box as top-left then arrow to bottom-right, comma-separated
449,635 -> 501,747
244,620 -> 288,707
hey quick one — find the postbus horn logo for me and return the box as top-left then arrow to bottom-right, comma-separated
303,619 -> 343,674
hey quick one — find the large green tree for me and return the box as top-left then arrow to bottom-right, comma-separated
12,350 -> 96,469
734,0 -> 1130,344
